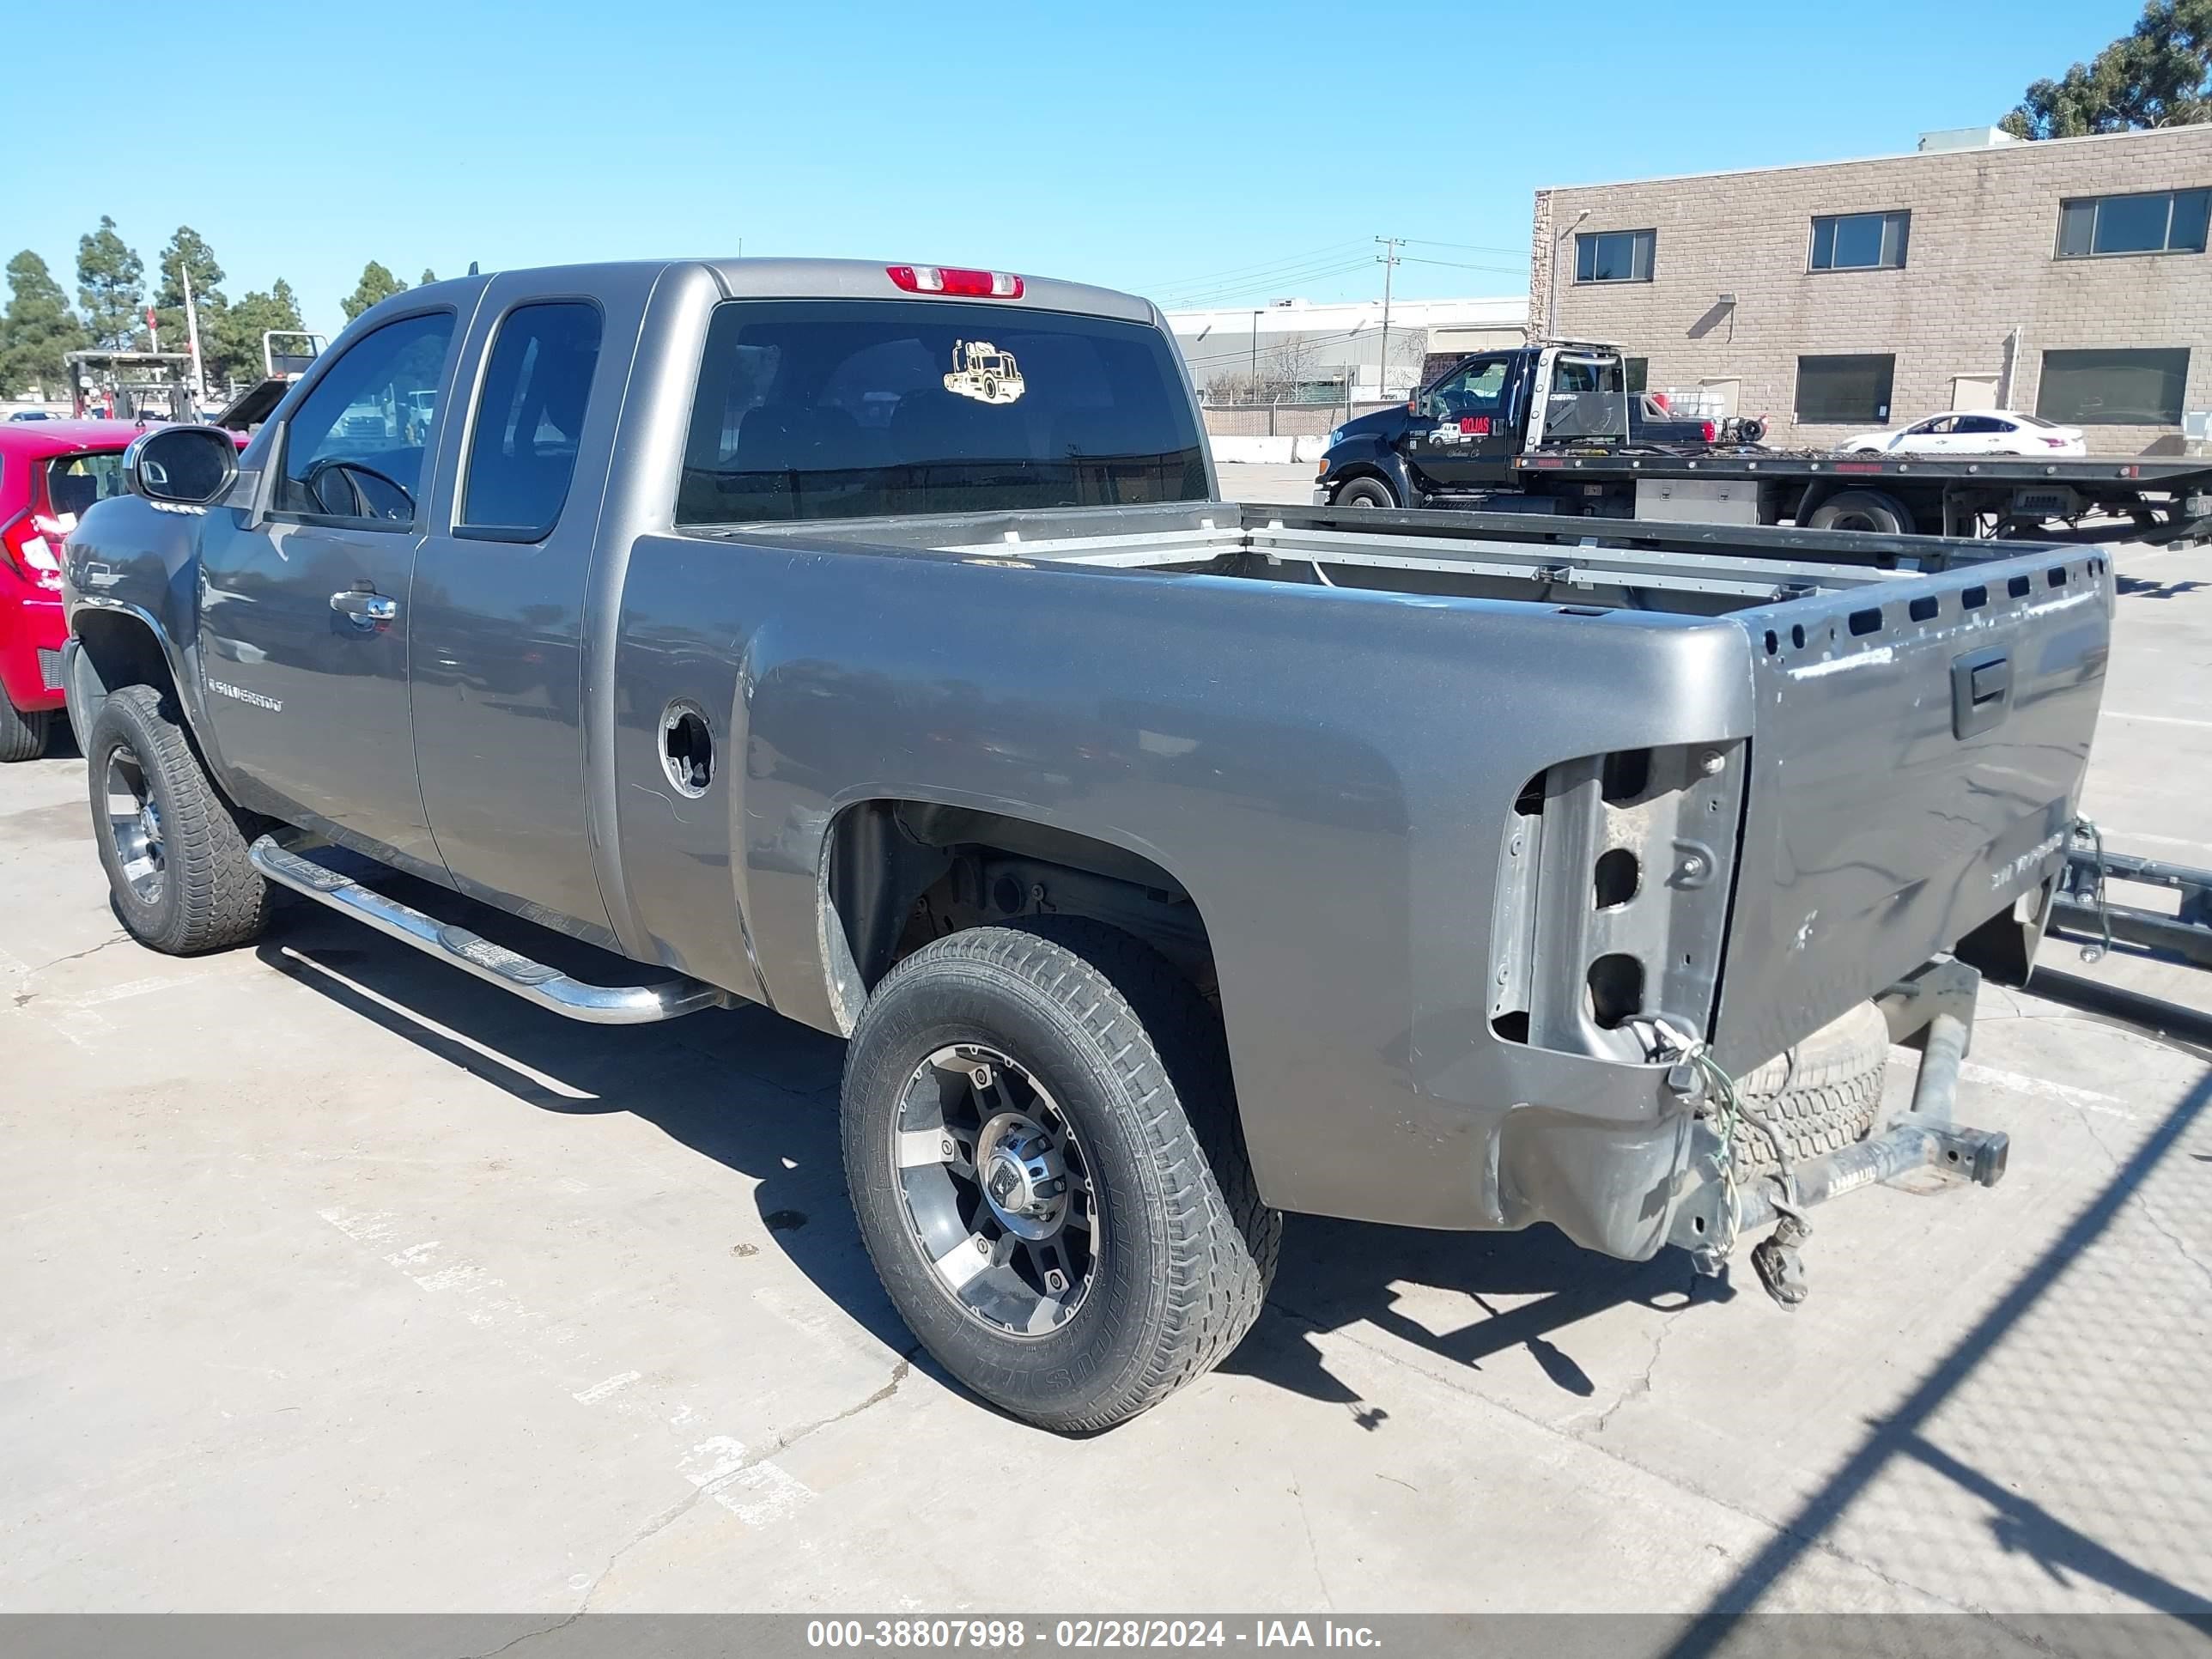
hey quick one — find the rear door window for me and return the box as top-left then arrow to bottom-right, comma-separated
274,310 -> 455,526
39,451 -> 130,522
677,299 -> 1206,524
459,301 -> 604,540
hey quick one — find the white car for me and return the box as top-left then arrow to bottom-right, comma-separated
1841,411 -> 2087,457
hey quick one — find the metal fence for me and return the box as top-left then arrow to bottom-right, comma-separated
1200,400 -> 1401,438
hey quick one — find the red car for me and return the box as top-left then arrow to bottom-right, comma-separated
0,421 -> 240,759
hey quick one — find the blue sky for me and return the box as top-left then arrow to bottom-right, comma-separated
2,0 -> 2148,337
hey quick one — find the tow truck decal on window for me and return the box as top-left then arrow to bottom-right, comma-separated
944,340 -> 1025,405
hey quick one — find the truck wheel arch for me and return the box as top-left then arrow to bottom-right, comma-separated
69,608 -> 184,750
1800,485 -> 1922,537
819,799 -> 1223,1032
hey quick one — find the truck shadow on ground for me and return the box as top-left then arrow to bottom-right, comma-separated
252,890 -> 920,1365
250,881 -> 1712,1425
1222,1218 -> 1726,1415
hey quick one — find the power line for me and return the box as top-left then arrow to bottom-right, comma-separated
1399,253 -> 1527,276
1143,238 -> 1371,296
1158,255 -> 1381,308
1404,236 -> 1531,258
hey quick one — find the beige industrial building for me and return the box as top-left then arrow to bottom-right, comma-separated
1528,125 -> 2212,455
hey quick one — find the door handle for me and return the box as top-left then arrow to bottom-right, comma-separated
331,586 -> 398,627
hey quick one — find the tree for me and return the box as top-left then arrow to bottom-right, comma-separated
149,226 -> 231,380
340,260 -> 408,323
1257,333 -> 1322,402
76,216 -> 145,350
2001,0 -> 2211,137
0,251 -> 88,398
209,279 -> 306,386
419,268 -> 437,286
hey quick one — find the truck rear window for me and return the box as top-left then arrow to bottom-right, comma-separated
677,299 -> 1208,525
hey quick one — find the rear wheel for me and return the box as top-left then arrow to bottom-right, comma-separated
87,684 -> 270,955
0,695 -> 51,763
1333,476 -> 1396,508
842,920 -> 1279,1431
1807,489 -> 1912,535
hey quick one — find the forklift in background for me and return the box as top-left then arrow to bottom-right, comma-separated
210,331 -> 327,433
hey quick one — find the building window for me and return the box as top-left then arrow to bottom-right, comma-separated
1623,356 -> 1649,394
2036,347 -> 2191,425
1795,354 -> 1895,424
1574,229 -> 1655,284
2057,190 -> 2209,258
1810,210 -> 1911,270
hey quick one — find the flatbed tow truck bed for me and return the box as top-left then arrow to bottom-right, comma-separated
1319,339 -> 2212,543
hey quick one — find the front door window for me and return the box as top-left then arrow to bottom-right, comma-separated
273,312 -> 455,526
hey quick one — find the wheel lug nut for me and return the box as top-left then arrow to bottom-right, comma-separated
1044,1268 -> 1068,1294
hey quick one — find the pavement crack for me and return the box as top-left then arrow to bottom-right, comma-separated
2063,1097 -> 2212,1292
763,1343 -> 921,1460
1251,1299 -> 1998,1618
463,1611 -> 586,1659
1584,1299 -> 1683,1439
568,1478 -> 720,1616
1288,1474 -> 1335,1612
22,933 -> 129,976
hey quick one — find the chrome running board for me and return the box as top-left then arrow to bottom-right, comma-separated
249,835 -> 731,1025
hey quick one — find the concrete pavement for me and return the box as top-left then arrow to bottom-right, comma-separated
2,541 -> 2209,1627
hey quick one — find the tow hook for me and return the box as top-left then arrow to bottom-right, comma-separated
1751,1196 -> 1813,1310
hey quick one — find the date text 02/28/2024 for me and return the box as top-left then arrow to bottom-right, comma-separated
805,1620 -> 1383,1650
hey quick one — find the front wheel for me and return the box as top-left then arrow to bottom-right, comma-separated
842,921 -> 1279,1431
1332,476 -> 1396,508
87,684 -> 270,955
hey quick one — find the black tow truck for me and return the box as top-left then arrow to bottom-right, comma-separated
1318,340 -> 2212,544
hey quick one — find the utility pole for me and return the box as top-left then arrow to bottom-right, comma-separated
1250,308 -> 1261,395
179,260 -> 206,402
1375,237 -> 1403,404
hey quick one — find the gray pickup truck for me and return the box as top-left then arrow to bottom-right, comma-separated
59,258 -> 2111,1430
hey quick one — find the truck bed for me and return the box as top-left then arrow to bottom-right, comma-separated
727,498 -> 2111,1089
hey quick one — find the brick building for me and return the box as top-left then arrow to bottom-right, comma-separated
1528,125 -> 2212,455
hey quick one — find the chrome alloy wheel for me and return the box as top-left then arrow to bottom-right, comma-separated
892,1043 -> 1101,1338
104,746 -> 165,905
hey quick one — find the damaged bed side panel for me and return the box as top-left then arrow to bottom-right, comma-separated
1711,550 -> 2112,1075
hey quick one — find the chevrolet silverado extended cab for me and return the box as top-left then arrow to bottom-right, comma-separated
60,259 -> 2111,1430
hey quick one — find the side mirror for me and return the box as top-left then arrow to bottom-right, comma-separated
125,425 -> 239,507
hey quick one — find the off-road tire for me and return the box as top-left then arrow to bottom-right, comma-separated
1334,476 -> 1396,508
842,919 -> 1279,1432
0,695 -> 51,763
87,684 -> 270,955
1729,999 -> 1892,1176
